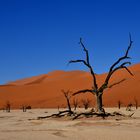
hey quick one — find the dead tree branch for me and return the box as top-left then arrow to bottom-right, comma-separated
69,34 -> 133,113
37,110 -> 73,120
69,38 -> 98,90
108,79 -> 126,88
73,89 -> 94,96
99,34 -> 133,93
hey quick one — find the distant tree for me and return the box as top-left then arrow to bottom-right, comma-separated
126,103 -> 133,111
26,105 -> 32,109
61,90 -> 73,114
118,100 -> 122,109
22,105 -> 26,112
81,99 -> 91,110
69,35 -> 133,113
134,98 -> 138,109
21,105 -> 31,112
38,90 -> 74,119
57,105 -> 60,112
73,98 -> 78,110
5,101 -> 11,112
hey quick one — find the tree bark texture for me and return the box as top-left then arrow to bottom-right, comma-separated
95,93 -> 104,113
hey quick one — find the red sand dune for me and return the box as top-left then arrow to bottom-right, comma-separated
0,63 -> 140,109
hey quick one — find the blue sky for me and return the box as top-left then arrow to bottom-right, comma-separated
0,0 -> 140,84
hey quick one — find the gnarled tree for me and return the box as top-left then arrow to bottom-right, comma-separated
81,98 -> 91,110
61,90 -> 73,114
69,34 -> 133,113
73,98 -> 78,110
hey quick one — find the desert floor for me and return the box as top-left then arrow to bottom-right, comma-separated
0,108 -> 140,140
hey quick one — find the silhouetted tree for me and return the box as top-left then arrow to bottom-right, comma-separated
73,98 -> 78,110
134,98 -> 138,109
126,103 -> 133,111
5,101 -> 11,112
61,90 -> 73,114
38,90 -> 74,119
57,105 -> 60,112
21,105 -> 31,112
26,106 -> 31,109
118,100 -> 122,109
22,106 -> 26,112
69,34 -> 133,113
81,99 -> 91,110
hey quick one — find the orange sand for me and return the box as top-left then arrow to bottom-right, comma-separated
0,63 -> 139,109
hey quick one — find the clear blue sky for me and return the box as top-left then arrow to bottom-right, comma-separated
0,0 -> 140,84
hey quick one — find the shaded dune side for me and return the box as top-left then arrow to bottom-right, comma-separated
0,63 -> 139,109
25,76 -> 47,85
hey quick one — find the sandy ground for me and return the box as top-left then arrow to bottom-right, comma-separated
0,108 -> 140,140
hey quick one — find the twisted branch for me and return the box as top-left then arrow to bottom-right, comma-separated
98,34 -> 133,92
73,89 -> 94,96
69,38 -> 98,90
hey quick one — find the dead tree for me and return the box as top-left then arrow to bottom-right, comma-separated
38,90 -> 74,119
22,106 -> 26,112
21,105 -> 27,112
126,103 -> 133,111
26,106 -> 31,109
118,100 -> 122,109
5,101 -> 11,112
69,34 -> 133,113
61,90 -> 73,114
57,105 -> 60,112
73,98 -> 78,110
82,99 -> 91,110
134,99 -> 138,109
21,105 -> 31,112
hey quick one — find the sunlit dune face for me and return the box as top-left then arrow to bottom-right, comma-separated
0,64 -> 140,109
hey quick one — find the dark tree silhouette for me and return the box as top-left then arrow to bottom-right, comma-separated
5,101 -> 11,112
73,98 -> 78,110
61,90 -> 73,114
38,90 -> 74,119
81,99 -> 91,110
26,106 -> 32,109
21,105 -> 31,112
57,105 -> 60,112
22,105 -> 27,112
118,100 -> 122,109
69,34 -> 133,113
134,98 -> 138,109
126,103 -> 133,111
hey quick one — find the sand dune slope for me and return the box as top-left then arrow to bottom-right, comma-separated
0,63 -> 139,108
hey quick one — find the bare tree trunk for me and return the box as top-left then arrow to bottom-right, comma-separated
66,98 -> 72,112
73,98 -> 78,111
71,36 -> 133,114
62,90 -> 73,114
22,106 -> 26,112
118,100 -> 122,109
134,99 -> 138,109
6,101 -> 11,113
82,99 -> 91,110
95,93 -> 104,113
